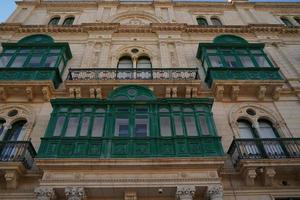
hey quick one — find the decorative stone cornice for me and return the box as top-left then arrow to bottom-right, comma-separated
0,23 -> 298,35
176,185 -> 196,200
65,187 -> 86,200
34,186 -> 56,200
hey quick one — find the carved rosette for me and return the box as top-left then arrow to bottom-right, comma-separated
207,185 -> 223,200
65,187 -> 86,200
34,186 -> 56,200
176,185 -> 196,200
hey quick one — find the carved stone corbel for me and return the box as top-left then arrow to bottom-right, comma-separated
191,87 -> 198,98
0,87 -> 7,101
124,191 -> 137,200
69,88 -> 76,98
95,88 -> 102,99
42,87 -> 50,101
166,87 -> 172,98
263,167 -> 276,186
75,88 -> 81,98
185,86 -> 192,98
243,168 -> 257,186
231,85 -> 240,101
34,186 -> 56,200
176,185 -> 196,200
172,87 -> 178,98
216,86 -> 224,101
65,187 -> 86,200
257,86 -> 267,101
272,86 -> 282,101
207,185 -> 223,200
25,87 -> 33,101
4,170 -> 19,189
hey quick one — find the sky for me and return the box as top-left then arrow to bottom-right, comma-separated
0,0 -> 300,23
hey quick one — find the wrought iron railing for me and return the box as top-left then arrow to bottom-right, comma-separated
228,138 -> 300,165
67,68 -> 199,81
0,141 -> 37,169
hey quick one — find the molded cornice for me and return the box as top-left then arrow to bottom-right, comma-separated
0,23 -> 298,34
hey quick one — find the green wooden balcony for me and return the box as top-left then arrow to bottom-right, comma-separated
37,136 -> 223,158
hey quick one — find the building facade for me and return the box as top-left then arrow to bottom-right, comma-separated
0,0 -> 300,199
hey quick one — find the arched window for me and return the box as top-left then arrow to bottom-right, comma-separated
0,119 -> 5,138
137,56 -> 152,69
280,17 -> 293,27
48,17 -> 60,25
258,119 -> 277,138
238,120 -> 255,139
294,17 -> 300,25
117,56 -> 133,68
211,17 -> 222,26
197,17 -> 208,26
3,120 -> 27,141
63,17 -> 75,26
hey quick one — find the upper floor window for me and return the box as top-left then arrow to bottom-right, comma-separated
63,17 -> 75,26
211,17 -> 222,26
294,17 -> 300,25
48,17 -> 60,26
0,34 -> 72,73
117,56 -> 133,68
280,17 -> 293,27
197,35 -> 274,72
137,56 -> 151,69
197,17 -> 208,26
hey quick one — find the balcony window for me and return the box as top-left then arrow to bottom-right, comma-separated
197,17 -> 208,26
39,86 -> 223,158
2,120 -> 27,141
137,56 -> 152,69
0,119 -> 6,137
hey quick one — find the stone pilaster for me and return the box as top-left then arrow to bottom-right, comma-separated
176,185 -> 196,200
65,187 -> 86,200
34,186 -> 56,200
207,185 -> 223,200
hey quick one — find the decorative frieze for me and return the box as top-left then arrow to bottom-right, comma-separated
176,185 -> 196,200
65,187 -> 86,200
34,186 -> 56,200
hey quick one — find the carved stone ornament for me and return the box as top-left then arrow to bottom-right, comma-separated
207,185 -> 223,200
176,185 -> 196,200
34,186 -> 56,200
65,187 -> 86,200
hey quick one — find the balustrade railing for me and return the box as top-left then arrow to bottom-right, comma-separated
67,68 -> 199,81
228,138 -> 300,165
0,141 -> 37,169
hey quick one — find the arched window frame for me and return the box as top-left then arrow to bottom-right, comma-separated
62,16 -> 75,26
196,17 -> 208,26
136,56 -> 152,69
229,103 -> 290,139
210,17 -> 223,26
294,17 -> 300,25
280,16 -> 293,27
48,16 -> 61,26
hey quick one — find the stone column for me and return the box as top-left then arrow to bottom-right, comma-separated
207,185 -> 223,200
98,42 -> 111,68
81,41 -> 94,68
159,41 -> 171,67
175,41 -> 187,68
34,186 -> 56,200
176,185 -> 196,200
65,187 -> 86,200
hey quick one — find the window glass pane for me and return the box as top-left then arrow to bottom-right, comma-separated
208,56 -> 222,67
211,18 -> 222,26
45,55 -> 58,67
294,17 -> 300,25
254,56 -> 271,67
0,120 -> 5,136
65,117 -> 79,137
135,117 -> 148,137
206,48 -> 217,53
224,56 -> 239,68
174,116 -> 184,136
195,107 -> 204,112
53,116 -> 65,136
80,116 -> 90,136
136,107 -> 148,113
160,116 -> 172,136
28,55 -> 42,67
10,56 -> 27,67
281,17 -> 293,27
236,49 -> 248,54
172,106 -> 181,112
50,49 -> 61,53
118,57 -> 133,68
199,116 -> 209,135
184,116 -> 197,136
183,107 -> 193,112
95,108 -> 105,113
258,121 -> 277,138
19,49 -> 31,53
92,117 -> 104,137
115,118 -> 129,136
159,108 -> 169,113
84,107 -> 93,112
58,60 -> 64,72
197,17 -> 208,26
70,108 -> 81,113
63,17 -> 75,26
137,57 -> 151,69
250,49 -> 262,54
117,108 -> 129,112
239,56 -> 255,67
238,121 -> 254,138
0,55 -> 12,67
4,49 -> 16,53
33,48 -> 47,53
59,107 -> 68,112
49,17 -> 60,25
